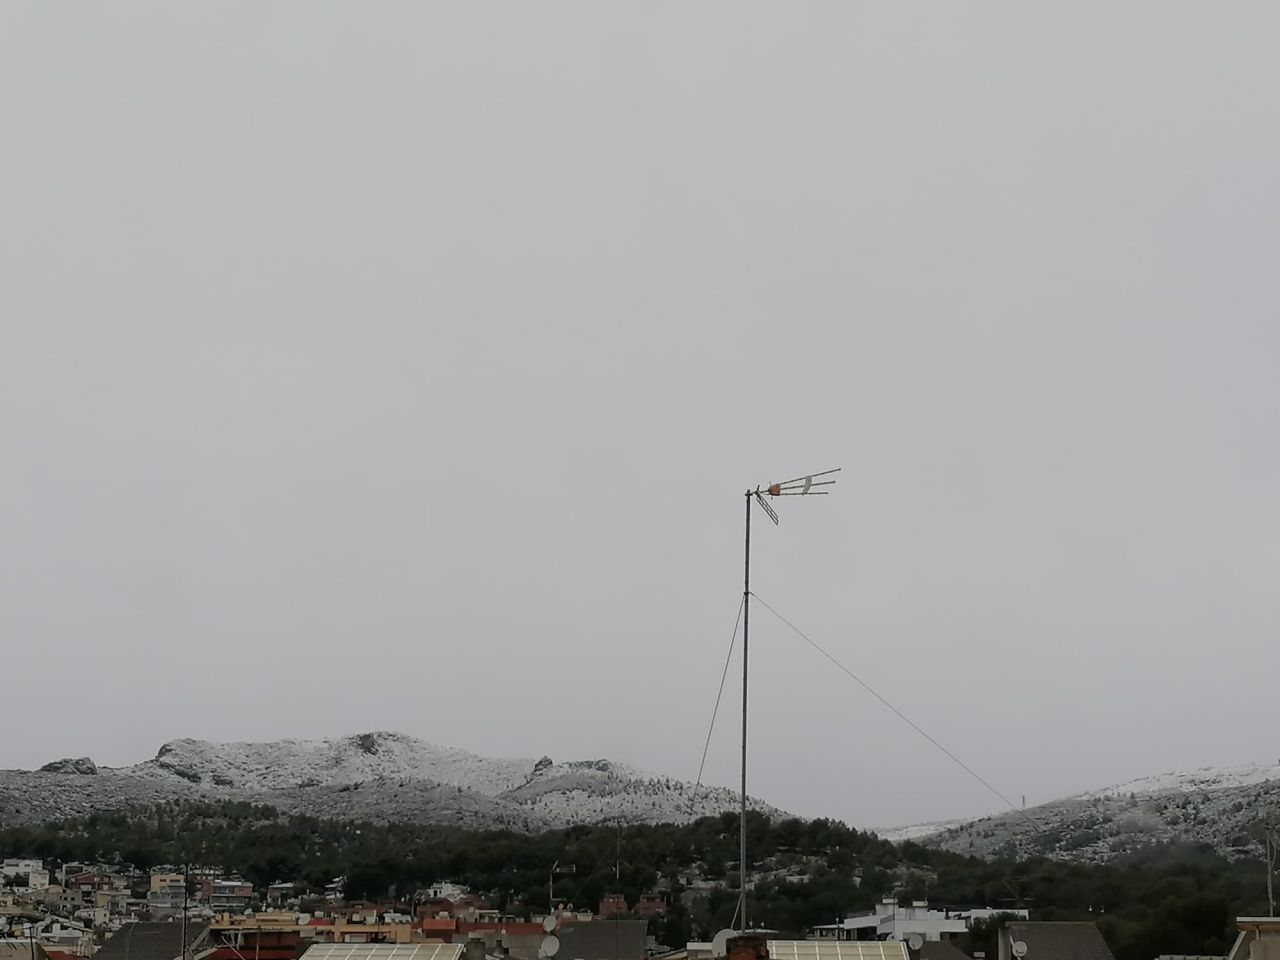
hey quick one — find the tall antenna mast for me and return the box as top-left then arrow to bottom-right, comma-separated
738,467 -> 839,933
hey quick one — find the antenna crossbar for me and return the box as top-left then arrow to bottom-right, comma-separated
771,467 -> 842,487
754,492 -> 779,525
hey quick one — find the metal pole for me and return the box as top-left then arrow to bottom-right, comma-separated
1268,830 -> 1276,918
615,822 -> 621,960
739,490 -> 751,934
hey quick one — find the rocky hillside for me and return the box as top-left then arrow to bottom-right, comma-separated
0,732 -> 781,830
893,760 -> 1280,863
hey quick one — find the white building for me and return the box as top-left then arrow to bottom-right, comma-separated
809,900 -> 971,942
36,918 -> 93,955
18,871 -> 51,892
1,860 -> 43,879
423,882 -> 470,901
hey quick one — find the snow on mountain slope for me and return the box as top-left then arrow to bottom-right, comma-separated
1080,759 -> 1280,800
886,759 -> 1280,863
874,819 -> 968,843
506,759 -> 784,825
126,732 -> 533,795
3,732 -> 783,830
0,768 -> 207,824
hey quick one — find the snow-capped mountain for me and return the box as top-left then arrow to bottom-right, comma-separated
0,732 -> 783,830
1080,759 -> 1280,800
127,733 -> 538,794
885,759 -> 1280,863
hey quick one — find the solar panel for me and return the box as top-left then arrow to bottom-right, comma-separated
302,944 -> 465,960
766,942 -> 910,960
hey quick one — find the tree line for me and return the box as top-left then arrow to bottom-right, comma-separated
0,800 -> 1267,960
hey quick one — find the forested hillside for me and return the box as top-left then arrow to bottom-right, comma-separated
0,801 -> 1267,960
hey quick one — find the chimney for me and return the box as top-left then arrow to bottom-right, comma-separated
464,938 -> 487,960
727,934 -> 769,960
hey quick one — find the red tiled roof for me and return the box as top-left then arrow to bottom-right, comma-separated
307,919 -> 334,927
421,920 -> 457,932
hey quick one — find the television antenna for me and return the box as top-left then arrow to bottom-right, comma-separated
736,467 -> 839,932
547,862 -> 574,914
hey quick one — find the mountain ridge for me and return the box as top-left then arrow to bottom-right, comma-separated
0,731 -> 782,831
18,734 -> 1280,864
881,758 -> 1280,862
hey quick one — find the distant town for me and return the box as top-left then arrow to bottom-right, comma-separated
3,736 -> 1279,960
0,845 -> 1275,960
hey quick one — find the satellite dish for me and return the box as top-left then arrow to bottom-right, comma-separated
539,936 -> 561,959
907,935 -> 925,951
542,916 -> 558,934
712,929 -> 736,958
1012,942 -> 1029,958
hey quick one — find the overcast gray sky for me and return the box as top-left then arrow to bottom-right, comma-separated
3,3 -> 1278,829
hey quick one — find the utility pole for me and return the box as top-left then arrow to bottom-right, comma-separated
181,862 -> 189,960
